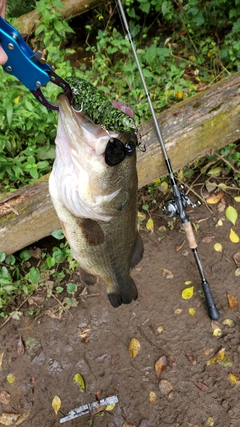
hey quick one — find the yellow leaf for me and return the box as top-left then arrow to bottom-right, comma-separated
234,196 -> 240,202
189,308 -> 196,316
206,347 -> 225,366
206,192 -> 223,204
227,293 -> 238,309
14,96 -> 20,104
176,90 -> 183,99
105,403 -> 116,411
206,417 -> 214,427
138,211 -> 146,222
146,218 -> 154,233
73,373 -> 85,392
6,374 -> 15,384
52,395 -> 61,415
159,181 -> 168,194
0,351 -> 4,370
177,169 -> 184,180
228,373 -> 240,384
214,243 -> 222,252
155,355 -> 168,379
157,326 -> 163,333
185,280 -> 192,285
212,328 -> 222,337
229,228 -> 240,243
0,413 -> 19,425
174,308 -> 182,314
217,219 -> 223,226
226,206 -> 238,225
222,318 -> 234,327
149,391 -> 157,403
129,338 -> 141,358
182,286 -> 194,300
15,410 -> 31,426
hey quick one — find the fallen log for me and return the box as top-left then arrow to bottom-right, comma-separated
1,71 -> 240,255
14,0 -> 106,37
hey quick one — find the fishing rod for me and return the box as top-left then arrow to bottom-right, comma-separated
116,0 -> 220,321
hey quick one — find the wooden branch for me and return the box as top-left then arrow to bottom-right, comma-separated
15,0 -> 106,37
1,71 -> 240,254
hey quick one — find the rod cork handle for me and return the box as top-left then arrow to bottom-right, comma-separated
183,221 -> 197,249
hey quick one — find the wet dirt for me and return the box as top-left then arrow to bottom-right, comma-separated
1,200 -> 240,427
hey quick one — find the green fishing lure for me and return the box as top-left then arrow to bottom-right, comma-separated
66,76 -> 137,133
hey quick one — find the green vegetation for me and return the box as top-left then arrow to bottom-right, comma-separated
1,0 -> 240,316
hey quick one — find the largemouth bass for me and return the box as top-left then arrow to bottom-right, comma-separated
49,93 -> 143,307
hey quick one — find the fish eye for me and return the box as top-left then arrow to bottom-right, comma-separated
105,138 -> 126,166
125,141 -> 135,156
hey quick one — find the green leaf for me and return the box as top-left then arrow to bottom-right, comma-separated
0,252 -> 6,262
51,229 -> 65,240
73,373 -> 85,392
25,267 -> 40,285
66,283 -> 77,294
56,286 -> 64,294
226,206 -> 238,226
20,250 -> 31,261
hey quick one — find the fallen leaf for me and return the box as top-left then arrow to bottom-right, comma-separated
17,337 -> 25,356
149,391 -> 157,403
157,326 -> 163,334
227,293 -> 238,309
15,410 -> 31,426
174,308 -> 182,314
161,268 -> 174,279
228,373 -> 240,384
105,403 -> 116,411
122,422 -> 136,427
167,356 -> 176,369
0,413 -> 19,425
202,236 -> 214,243
78,325 -> 91,343
0,391 -> 10,405
211,320 -> 221,330
182,286 -> 194,299
185,354 -> 197,365
155,356 -> 168,379
73,373 -> 85,392
185,280 -> 192,285
226,206 -> 238,226
52,395 -> 61,415
203,347 -> 214,356
206,181 -> 218,192
193,381 -> 209,391
207,167 -> 221,176
212,328 -> 222,337
175,240 -> 185,252
213,243 -> 222,253
234,196 -> 240,202
146,218 -> 154,233
217,219 -> 223,226
6,374 -> 15,384
222,318 -> 234,327
217,199 -> 226,213
129,338 -> 141,358
206,417 -> 214,427
91,405 -> 106,415
189,308 -> 196,316
28,295 -> 45,305
138,211 -> 146,222
206,347 -> 225,366
234,268 -> 240,277
159,379 -> 173,397
229,228 -> 240,243
206,192 -> 223,204
233,251 -> 240,267
0,351 -> 4,370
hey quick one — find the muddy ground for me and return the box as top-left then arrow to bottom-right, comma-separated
1,194 -> 240,427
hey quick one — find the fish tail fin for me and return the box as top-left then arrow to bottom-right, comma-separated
107,277 -> 138,308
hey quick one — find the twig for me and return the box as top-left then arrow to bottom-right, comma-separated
0,294 -> 33,330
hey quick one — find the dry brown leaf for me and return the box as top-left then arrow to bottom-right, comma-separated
205,192 -> 223,204
0,391 -> 10,405
122,422 -> 136,427
206,347 -> 225,366
202,236 -> 214,243
28,295 -> 45,305
129,338 -> 141,358
0,351 -> 4,370
0,413 -> 19,425
159,379 -> 173,397
155,356 -> 168,379
233,251 -> 240,267
185,354 -> 197,365
17,337 -> 25,356
15,410 -> 31,426
91,405 -> 106,415
161,268 -> 174,279
193,381 -> 209,391
167,356 -> 176,369
217,199 -> 227,213
227,293 -> 238,309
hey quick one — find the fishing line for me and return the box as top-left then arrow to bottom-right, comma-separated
116,0 -> 220,320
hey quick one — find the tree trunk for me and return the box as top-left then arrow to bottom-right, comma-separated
15,0 -> 106,37
1,71 -> 240,254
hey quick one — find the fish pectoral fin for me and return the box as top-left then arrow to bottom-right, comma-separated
79,267 -> 98,286
77,218 -> 105,245
107,277 -> 138,308
130,233 -> 144,268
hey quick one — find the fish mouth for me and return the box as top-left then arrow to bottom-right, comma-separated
57,93 -> 119,158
